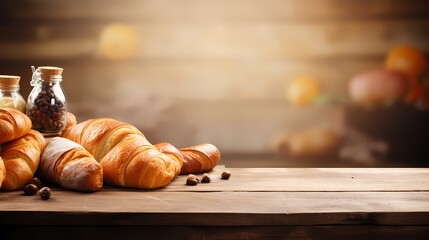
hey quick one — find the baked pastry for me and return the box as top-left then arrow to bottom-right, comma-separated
155,143 -> 221,175
0,130 -> 46,190
0,157 -> 5,188
62,118 -> 183,189
179,144 -> 221,174
65,112 -> 77,130
0,108 -> 32,144
39,137 -> 103,192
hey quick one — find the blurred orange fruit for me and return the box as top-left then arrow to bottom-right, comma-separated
406,76 -> 429,108
385,45 -> 427,84
286,76 -> 320,106
99,23 -> 139,61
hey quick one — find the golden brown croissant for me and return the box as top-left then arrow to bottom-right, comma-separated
61,118 -> 183,189
178,144 -> 221,174
39,137 -> 103,192
153,142 -> 184,167
0,157 -> 5,188
65,112 -> 77,130
0,130 -> 46,191
0,108 -> 32,144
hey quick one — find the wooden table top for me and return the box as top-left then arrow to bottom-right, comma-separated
1,167 -> 429,226
0,166 -> 429,226
0,166 -> 429,240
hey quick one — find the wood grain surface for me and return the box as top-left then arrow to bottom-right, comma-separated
1,167 -> 428,239
1,167 -> 428,225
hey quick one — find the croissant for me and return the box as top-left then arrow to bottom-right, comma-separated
0,108 -> 32,144
61,118 -> 183,189
154,143 -> 221,175
65,112 -> 77,130
0,157 -> 5,188
39,137 -> 103,192
178,144 -> 221,174
153,142 -> 184,167
0,130 -> 46,191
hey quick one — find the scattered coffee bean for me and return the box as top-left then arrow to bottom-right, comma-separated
186,174 -> 199,185
221,170 -> 231,180
39,187 -> 51,200
23,184 -> 38,196
27,177 -> 43,190
201,173 -> 211,183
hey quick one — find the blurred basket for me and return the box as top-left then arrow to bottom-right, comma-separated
345,102 -> 429,163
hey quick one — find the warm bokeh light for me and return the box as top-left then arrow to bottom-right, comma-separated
99,23 -> 140,61
286,75 -> 320,106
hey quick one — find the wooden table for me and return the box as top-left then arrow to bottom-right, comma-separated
1,167 -> 429,239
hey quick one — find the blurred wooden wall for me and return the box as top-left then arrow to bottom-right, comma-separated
0,0 -> 428,154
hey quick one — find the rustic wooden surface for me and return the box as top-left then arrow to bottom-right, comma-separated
1,167 -> 429,239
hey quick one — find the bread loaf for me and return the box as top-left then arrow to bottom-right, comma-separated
62,118 -> 183,189
0,130 -> 46,190
39,137 -> 103,192
0,108 -> 32,144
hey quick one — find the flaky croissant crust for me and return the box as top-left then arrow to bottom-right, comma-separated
62,118 -> 183,189
155,143 -> 221,175
0,108 -> 32,144
179,144 -> 221,175
39,137 -> 103,192
0,157 -> 5,188
1,130 -> 46,191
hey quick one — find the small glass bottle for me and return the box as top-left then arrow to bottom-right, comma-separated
26,66 -> 67,135
0,75 -> 26,113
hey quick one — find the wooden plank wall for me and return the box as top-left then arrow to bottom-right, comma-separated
0,0 -> 428,155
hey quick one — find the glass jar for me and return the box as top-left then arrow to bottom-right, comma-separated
0,75 -> 26,113
26,66 -> 67,135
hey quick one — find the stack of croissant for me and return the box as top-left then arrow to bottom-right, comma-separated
0,108 -> 220,192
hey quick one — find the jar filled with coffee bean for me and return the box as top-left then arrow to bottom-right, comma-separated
26,66 -> 67,136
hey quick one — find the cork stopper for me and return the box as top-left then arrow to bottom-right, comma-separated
0,75 -> 21,88
38,66 -> 63,81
